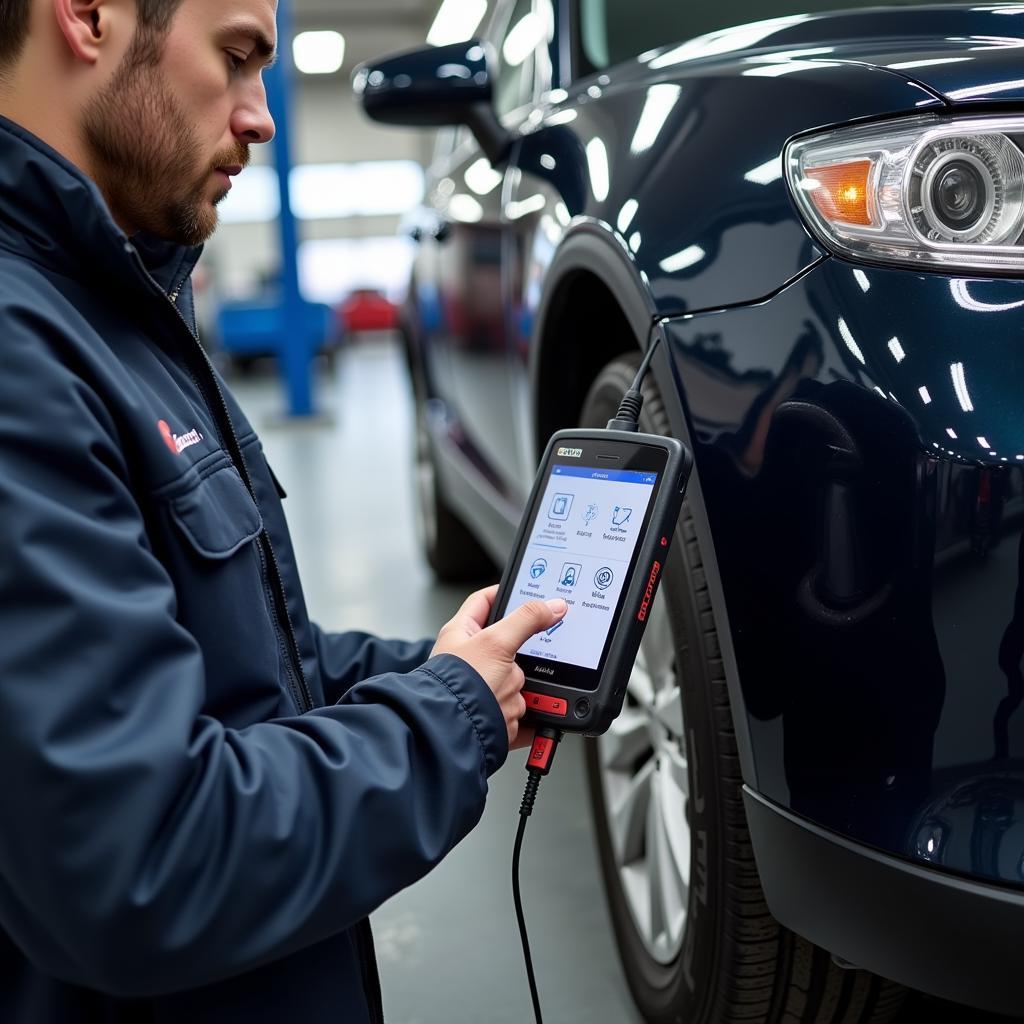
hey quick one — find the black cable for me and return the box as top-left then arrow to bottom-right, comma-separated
513,772 -> 544,1024
513,729 -> 561,1024
606,318 -> 668,432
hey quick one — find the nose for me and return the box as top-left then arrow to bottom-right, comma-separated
232,80 -> 276,145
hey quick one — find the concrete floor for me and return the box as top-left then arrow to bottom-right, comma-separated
227,340 -> 1016,1024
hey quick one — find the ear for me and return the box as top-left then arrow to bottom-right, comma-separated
52,0 -> 109,65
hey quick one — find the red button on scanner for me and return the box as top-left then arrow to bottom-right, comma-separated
523,691 -> 568,718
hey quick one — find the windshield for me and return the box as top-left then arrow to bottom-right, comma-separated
577,1 -> 981,74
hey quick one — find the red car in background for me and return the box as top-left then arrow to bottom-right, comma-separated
337,288 -> 399,335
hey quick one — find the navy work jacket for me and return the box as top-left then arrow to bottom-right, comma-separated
0,116 -> 509,1022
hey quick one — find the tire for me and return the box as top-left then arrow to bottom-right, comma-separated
581,354 -> 906,1024
411,377 -> 495,583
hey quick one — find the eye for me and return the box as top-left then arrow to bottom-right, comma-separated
226,51 -> 247,73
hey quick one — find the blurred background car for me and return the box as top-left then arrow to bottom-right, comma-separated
338,287 -> 400,335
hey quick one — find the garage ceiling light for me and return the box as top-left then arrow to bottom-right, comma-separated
503,12 -> 545,67
293,31 -> 345,75
427,0 -> 487,46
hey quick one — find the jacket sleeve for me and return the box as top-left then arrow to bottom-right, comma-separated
0,312 -> 509,999
311,624 -> 436,705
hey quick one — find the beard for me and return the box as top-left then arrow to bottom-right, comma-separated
82,33 -> 247,247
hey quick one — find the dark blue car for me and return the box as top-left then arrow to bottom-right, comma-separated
357,3 -> 1024,1019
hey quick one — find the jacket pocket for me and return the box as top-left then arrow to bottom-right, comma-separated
167,462 -> 263,559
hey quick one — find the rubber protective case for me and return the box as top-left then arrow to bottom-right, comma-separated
489,428 -> 692,735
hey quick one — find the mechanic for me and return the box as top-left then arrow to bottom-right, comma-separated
0,0 -> 567,1021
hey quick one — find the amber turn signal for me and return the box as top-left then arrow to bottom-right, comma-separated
806,159 -> 874,226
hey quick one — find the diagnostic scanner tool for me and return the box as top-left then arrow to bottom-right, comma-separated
490,426 -> 692,736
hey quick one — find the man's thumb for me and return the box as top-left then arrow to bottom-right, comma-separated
487,599 -> 567,654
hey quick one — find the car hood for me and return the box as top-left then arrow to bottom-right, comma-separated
631,5 -> 1024,105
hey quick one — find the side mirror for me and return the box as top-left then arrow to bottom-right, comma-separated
354,40 -> 512,166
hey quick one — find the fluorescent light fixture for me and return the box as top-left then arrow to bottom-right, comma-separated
838,318 -> 865,365
617,199 -> 639,233
888,337 -> 905,362
219,161 -> 424,224
947,77 -> 1024,100
629,231 -> 642,253
293,31 -> 345,75
648,15 -> 811,69
744,157 -> 782,185
743,59 -> 838,78
874,387 -> 888,399
978,436 -> 991,448
505,193 -> 545,220
919,386 -> 932,404
449,193 -> 483,222
290,161 -> 424,219
854,269 -> 871,292
464,158 -> 503,196
546,109 -> 578,127
630,84 -> 682,154
503,12 -> 545,67
951,361 -> 975,412
745,46 -> 836,63
427,0 -> 487,46
950,279 -> 1024,312
885,57 -> 973,70
585,138 -> 610,201
659,245 -> 705,273
540,154 -> 557,170
947,428 -> 958,439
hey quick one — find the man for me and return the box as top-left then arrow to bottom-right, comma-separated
0,0 -> 567,1020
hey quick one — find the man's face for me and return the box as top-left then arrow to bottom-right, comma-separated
82,0 -> 277,247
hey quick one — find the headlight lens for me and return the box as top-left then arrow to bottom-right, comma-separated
785,116 -> 1024,273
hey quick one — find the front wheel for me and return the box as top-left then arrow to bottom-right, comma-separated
581,354 -> 906,1024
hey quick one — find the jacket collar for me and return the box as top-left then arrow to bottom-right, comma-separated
0,115 -> 202,299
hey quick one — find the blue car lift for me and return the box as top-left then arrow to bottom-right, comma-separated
216,0 -> 333,418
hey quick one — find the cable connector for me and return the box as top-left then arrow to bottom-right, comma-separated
606,388 -> 643,432
525,726 -> 561,781
515,726 -> 563,1024
605,320 -> 666,432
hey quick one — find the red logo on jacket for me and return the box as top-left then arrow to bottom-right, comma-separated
158,420 -> 204,456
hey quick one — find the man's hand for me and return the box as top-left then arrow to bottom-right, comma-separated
432,586 -> 567,751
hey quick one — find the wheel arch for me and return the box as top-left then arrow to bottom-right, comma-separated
531,223 -> 758,788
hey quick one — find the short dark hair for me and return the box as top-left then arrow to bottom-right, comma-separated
0,0 -> 186,74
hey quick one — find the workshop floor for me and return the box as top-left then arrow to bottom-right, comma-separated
227,339 -> 1016,1024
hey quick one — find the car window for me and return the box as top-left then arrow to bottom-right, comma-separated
494,0 -> 542,118
576,0 -> 981,74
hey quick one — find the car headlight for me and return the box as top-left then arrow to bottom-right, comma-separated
785,115 -> 1024,273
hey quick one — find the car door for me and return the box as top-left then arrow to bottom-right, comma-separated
434,0 -> 548,503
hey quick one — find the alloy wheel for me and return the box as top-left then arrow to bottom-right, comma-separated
596,593 -> 691,965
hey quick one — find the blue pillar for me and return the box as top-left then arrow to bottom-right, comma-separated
264,0 -> 315,417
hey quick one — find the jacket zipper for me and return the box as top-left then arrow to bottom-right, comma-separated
131,247 -> 314,714
163,271 -> 385,1019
